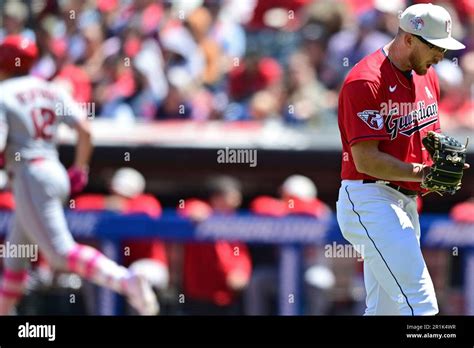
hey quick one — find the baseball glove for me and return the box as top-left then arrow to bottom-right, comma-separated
421,131 -> 468,195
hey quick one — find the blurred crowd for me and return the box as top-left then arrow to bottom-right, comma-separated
1,0 -> 472,130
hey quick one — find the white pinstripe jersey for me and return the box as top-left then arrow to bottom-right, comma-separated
0,76 -> 83,171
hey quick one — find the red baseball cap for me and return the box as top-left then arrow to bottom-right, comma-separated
0,35 -> 39,75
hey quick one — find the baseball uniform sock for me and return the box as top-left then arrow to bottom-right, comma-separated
0,269 -> 28,315
66,244 -> 129,294
66,244 -> 159,315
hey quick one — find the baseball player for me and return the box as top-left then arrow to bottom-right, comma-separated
336,4 -> 467,315
0,35 -> 158,315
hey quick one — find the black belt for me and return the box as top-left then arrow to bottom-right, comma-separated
362,180 -> 418,196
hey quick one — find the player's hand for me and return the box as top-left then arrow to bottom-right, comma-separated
68,166 -> 89,195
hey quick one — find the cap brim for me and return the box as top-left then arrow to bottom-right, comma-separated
423,36 -> 466,50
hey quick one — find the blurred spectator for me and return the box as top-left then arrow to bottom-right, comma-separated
248,90 -> 280,120
179,176 -> 252,315
97,53 -> 157,121
322,7 -> 392,89
447,196 -> 474,314
302,0 -> 346,81
228,54 -> 282,102
283,51 -> 336,125
50,37 -> 93,104
373,0 -> 407,36
224,53 -> 284,121
79,22 -> 107,82
185,6 -> 224,87
306,0 -> 346,38
436,59 -> 474,131
450,197 -> 474,223
0,0 -> 35,41
154,84 -> 192,120
74,168 -> 169,301
132,32 -> 169,103
246,0 -> 312,32
203,0 -> 247,67
245,175 -> 333,315
160,24 -> 205,90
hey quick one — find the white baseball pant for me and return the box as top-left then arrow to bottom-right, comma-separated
336,180 -> 438,316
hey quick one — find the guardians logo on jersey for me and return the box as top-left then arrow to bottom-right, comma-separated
382,100 -> 438,140
356,110 -> 384,130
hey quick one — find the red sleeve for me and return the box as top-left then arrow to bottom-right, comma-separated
0,192 -> 15,210
450,201 -> 474,223
123,240 -> 168,265
123,195 -> 166,265
250,196 -> 287,217
340,80 -> 390,146
228,65 -> 246,100
215,242 -> 252,281
74,194 -> 106,210
126,194 -> 162,218
176,198 -> 213,218
258,58 -> 282,86
287,198 -> 331,218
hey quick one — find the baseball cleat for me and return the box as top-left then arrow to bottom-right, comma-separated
125,273 -> 160,316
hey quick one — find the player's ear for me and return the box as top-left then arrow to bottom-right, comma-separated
405,33 -> 414,49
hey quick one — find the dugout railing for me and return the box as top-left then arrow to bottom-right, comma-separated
0,210 -> 473,315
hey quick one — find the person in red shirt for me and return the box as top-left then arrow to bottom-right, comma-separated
75,167 -> 169,286
336,4 -> 468,316
450,197 -> 474,223
245,175 -> 333,315
228,54 -> 283,102
179,176 -> 252,315
49,37 -> 92,104
74,167 -> 169,314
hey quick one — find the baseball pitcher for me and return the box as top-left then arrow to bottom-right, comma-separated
336,4 -> 468,315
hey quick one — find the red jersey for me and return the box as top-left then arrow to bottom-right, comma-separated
450,200 -> 474,223
0,191 -> 15,210
250,195 -> 331,218
179,199 -> 252,306
338,48 -> 441,191
74,194 -> 168,266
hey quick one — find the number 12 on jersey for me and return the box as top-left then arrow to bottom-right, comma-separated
31,108 -> 56,140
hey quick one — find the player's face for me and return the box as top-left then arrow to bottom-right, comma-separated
210,190 -> 242,212
409,35 -> 445,75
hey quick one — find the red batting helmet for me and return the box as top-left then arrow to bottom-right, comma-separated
0,35 -> 38,75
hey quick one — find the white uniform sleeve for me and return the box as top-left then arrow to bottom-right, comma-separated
0,103 -> 8,152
